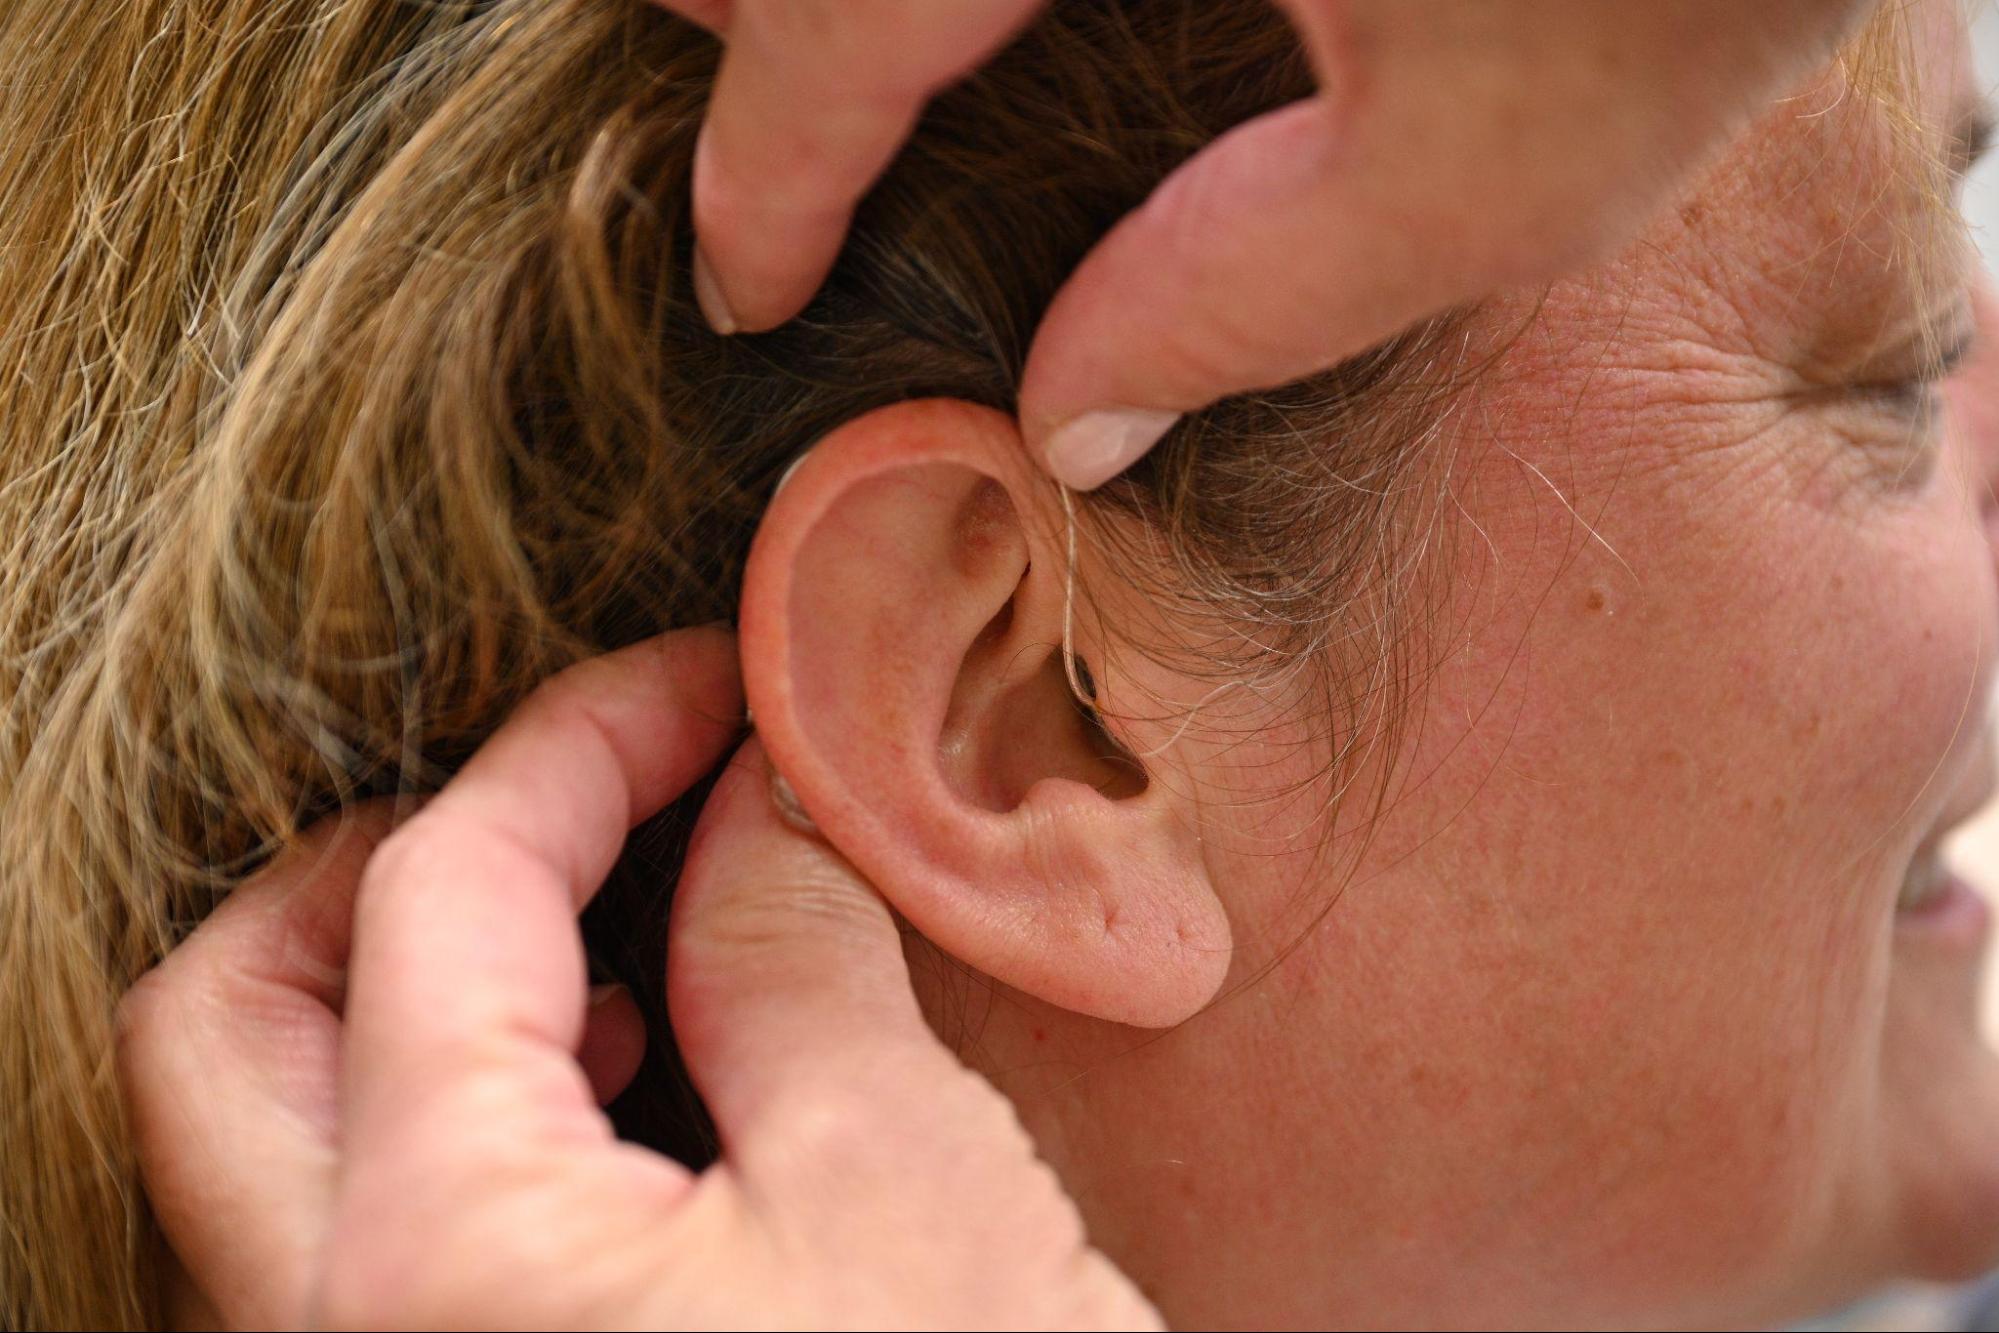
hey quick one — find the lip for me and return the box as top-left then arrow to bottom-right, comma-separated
1891,720 -> 1996,951
1894,870 -> 1992,951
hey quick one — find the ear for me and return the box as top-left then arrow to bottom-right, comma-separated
739,399 -> 1231,1028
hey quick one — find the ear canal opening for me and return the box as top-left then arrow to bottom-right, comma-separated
1073,653 -> 1098,702
944,600 -> 1148,813
1069,653 -> 1148,797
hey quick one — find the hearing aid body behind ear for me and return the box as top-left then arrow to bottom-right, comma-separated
737,399 -> 1232,1029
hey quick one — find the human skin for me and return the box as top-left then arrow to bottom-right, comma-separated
122,5 -> 1999,1331
120,639 -> 1162,1329
659,0 -> 1877,487
900,7 -> 1999,1327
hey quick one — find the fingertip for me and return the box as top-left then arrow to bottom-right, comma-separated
689,121 -> 820,335
669,736 -> 890,1002
667,737 -> 934,1137
691,244 -> 738,336
654,624 -> 746,727
688,227 -> 835,335
1037,407 -> 1180,491
689,55 -> 886,335
677,737 -> 796,883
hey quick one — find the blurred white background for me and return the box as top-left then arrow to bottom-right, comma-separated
1833,10 -> 1999,1326
1711,14 -> 1999,1327
1957,6 -> 1999,1041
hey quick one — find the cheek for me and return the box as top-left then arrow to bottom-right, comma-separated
1251,410 -> 1998,1307
1724,494 -> 1993,876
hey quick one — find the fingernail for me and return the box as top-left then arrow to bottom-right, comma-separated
771,450 -> 811,496
768,769 -> 821,836
587,982 -> 627,1010
1040,408 -> 1179,490
691,245 -> 738,335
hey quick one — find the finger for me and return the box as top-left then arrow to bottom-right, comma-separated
667,737 -> 960,1143
685,0 -> 1039,332
669,742 -> 1152,1324
119,802 -> 398,1328
579,982 -> 648,1106
341,628 -> 741,1163
1020,0 -> 1874,489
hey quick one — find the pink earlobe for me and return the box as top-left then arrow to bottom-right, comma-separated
739,400 -> 1233,1029
1003,778 -> 1234,1027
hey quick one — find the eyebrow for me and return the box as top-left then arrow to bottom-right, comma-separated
1947,97 -> 1997,180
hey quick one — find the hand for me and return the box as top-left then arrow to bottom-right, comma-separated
659,0 -> 1873,488
119,628 -> 1158,1330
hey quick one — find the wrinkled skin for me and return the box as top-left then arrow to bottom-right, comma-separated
946,5 -> 1999,1326
660,0 -> 1877,486
122,4 -> 1999,1331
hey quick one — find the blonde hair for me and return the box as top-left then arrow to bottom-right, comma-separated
0,0 -> 1930,1326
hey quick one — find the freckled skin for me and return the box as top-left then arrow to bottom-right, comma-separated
910,4 -> 1999,1328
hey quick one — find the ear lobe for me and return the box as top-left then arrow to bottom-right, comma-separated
739,399 -> 1231,1028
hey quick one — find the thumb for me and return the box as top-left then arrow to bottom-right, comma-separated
668,739 -> 1167,1331
667,737 -> 960,1144
1019,0 -> 1874,489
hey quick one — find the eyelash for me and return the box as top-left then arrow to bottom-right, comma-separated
1853,333 -> 1977,428
1863,379 -> 1942,428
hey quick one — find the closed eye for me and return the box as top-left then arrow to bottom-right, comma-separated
1848,327 -> 1978,414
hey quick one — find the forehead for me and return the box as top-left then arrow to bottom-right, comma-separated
1488,2 -> 1979,403
1653,3 -> 1974,361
